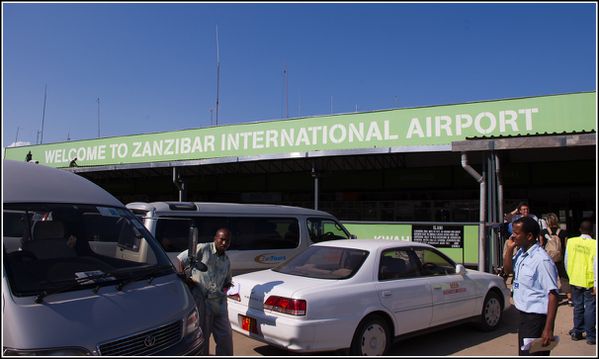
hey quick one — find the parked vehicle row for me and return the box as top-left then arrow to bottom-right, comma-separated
3,160 -> 510,356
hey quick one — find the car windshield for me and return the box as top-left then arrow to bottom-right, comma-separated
3,203 -> 173,296
273,245 -> 368,279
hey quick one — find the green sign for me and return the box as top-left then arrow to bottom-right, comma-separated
4,92 -> 595,168
343,222 -> 480,266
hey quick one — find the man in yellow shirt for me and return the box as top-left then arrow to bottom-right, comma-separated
564,219 -> 596,345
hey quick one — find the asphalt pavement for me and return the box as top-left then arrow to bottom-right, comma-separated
210,296 -> 597,356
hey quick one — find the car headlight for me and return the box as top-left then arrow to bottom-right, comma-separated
3,347 -> 91,356
183,307 -> 200,336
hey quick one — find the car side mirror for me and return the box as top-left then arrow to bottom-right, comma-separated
455,264 -> 466,275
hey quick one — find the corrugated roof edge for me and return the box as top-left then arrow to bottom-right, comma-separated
465,129 -> 596,140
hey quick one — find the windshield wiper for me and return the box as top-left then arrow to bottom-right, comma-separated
116,264 -> 174,291
35,270 -> 122,304
34,265 -> 173,302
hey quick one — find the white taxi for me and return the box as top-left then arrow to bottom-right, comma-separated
227,239 -> 510,355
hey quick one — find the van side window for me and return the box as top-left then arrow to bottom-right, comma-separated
307,218 -> 350,243
155,216 -> 302,252
2,210 -> 30,252
195,217 -> 230,244
228,218 -> 299,250
155,217 -> 225,253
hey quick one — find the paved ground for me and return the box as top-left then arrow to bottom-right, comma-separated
210,296 -> 597,356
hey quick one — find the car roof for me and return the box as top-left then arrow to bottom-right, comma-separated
126,201 -> 337,217
3,160 -> 123,207
314,239 -> 435,251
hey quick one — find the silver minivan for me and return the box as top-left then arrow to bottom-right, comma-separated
126,201 -> 354,275
2,160 -> 204,355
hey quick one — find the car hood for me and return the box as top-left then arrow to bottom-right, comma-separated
3,274 -> 194,352
232,269 -> 338,310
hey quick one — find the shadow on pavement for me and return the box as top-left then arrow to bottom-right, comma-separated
251,306 -> 519,356
389,306 -> 519,356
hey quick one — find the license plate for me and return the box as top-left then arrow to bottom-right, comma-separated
240,314 -> 258,334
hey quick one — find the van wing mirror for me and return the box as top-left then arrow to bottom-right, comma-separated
455,264 -> 466,275
187,223 -> 207,274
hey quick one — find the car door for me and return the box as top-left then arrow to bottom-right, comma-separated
376,248 -> 432,335
413,247 -> 478,326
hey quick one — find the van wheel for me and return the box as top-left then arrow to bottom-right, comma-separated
478,291 -> 502,331
350,315 -> 390,356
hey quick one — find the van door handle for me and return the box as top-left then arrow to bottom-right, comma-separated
381,290 -> 392,297
432,285 -> 442,289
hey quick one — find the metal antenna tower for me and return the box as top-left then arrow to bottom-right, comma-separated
215,25 -> 221,126
40,84 -> 47,144
284,65 -> 288,118
330,96 -> 333,114
97,97 -> 101,138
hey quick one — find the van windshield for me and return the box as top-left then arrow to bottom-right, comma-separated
3,203 -> 173,297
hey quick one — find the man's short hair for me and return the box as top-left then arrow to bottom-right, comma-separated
514,216 -> 540,239
518,201 -> 530,210
580,219 -> 594,235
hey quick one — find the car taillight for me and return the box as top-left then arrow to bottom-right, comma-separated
264,296 -> 306,316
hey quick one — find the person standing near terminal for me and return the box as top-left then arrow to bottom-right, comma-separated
564,219 -> 596,345
178,228 -> 234,355
503,216 -> 559,356
509,202 -> 539,222
504,201 -> 539,236
540,213 -> 571,305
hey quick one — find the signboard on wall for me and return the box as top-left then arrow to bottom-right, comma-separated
4,92 -> 595,168
412,224 -> 463,248
342,221 -> 479,266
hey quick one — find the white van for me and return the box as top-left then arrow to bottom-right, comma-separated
126,202 -> 354,275
2,160 -> 204,355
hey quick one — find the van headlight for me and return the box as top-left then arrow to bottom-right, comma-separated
183,307 -> 200,336
3,347 -> 91,356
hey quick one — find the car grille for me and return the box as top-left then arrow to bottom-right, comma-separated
98,320 -> 182,356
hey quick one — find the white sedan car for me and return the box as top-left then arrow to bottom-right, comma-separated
227,239 -> 511,355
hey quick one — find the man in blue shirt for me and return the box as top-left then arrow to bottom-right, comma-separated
503,216 -> 559,356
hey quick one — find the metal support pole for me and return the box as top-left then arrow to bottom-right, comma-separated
461,153 -> 486,272
486,155 -> 495,273
495,153 -> 504,227
311,163 -> 319,210
172,167 -> 187,202
483,152 -> 506,273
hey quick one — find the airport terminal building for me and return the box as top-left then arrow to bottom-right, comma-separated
5,91 -> 596,271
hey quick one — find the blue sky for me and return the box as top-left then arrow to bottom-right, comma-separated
2,2 -> 597,147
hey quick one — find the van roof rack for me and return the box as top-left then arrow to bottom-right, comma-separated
167,202 -> 198,211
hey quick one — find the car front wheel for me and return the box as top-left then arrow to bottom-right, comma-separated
478,291 -> 503,331
350,315 -> 390,356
